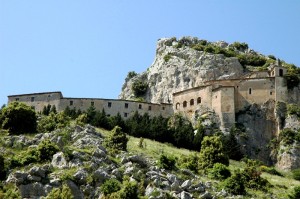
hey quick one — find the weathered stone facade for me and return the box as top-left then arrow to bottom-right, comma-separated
8,92 -> 173,119
172,64 -> 289,129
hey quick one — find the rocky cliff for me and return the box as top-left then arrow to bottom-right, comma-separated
119,37 -> 246,103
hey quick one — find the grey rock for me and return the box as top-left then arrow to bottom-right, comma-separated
27,174 -> 41,182
167,173 -> 178,183
93,169 -> 109,184
171,180 -> 181,192
200,191 -> 213,199
181,180 -> 191,190
73,169 -> 88,185
19,182 -> 46,198
6,171 -> 28,185
93,148 -> 106,158
112,168 -> 122,180
50,178 -> 61,187
66,180 -> 84,199
124,166 -> 135,176
180,191 -> 192,199
51,152 -> 68,169
29,166 -> 46,178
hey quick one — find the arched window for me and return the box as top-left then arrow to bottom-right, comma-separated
183,101 -> 187,108
176,103 -> 180,110
190,99 -> 194,106
279,69 -> 283,77
197,97 -> 201,104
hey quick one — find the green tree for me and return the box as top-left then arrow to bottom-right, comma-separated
132,80 -> 148,97
50,105 -> 57,114
104,126 -> 128,152
198,136 -> 229,169
0,102 -> 37,134
37,140 -> 59,161
45,184 -> 74,199
100,179 -> 121,196
86,105 -> 96,124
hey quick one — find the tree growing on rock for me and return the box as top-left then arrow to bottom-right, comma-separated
0,102 -> 37,134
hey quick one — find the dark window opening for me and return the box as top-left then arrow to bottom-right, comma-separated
125,103 -> 128,108
162,107 -> 165,110
31,97 -> 35,102
279,69 -> 283,77
148,106 -> 152,111
15,98 -> 19,101
91,101 -> 94,106
190,99 -> 194,106
249,88 -> 252,95
197,97 -> 201,104
124,113 -> 128,117
107,114 -> 111,117
183,101 -> 187,108
176,103 -> 180,110
138,104 -> 142,109
108,102 -> 112,108
70,101 -> 73,106
270,91 -> 273,95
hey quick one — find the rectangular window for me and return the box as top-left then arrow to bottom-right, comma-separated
148,106 -> 152,111
125,103 -> 128,108
31,97 -> 35,102
70,101 -> 73,106
108,102 -> 112,108
162,107 -> 165,110
124,113 -> 128,117
249,88 -> 252,95
138,104 -> 142,109
91,101 -> 94,106
270,91 -> 273,95
15,98 -> 19,101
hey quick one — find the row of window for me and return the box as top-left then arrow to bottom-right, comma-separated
176,97 -> 202,109
69,100 -> 166,111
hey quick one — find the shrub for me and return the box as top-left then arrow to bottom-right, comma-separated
280,128 -> 299,145
208,163 -> 231,180
132,80 -> 148,97
237,54 -> 266,67
45,184 -> 73,199
260,165 -> 282,176
37,112 -> 70,133
100,179 -> 121,196
118,180 -> 139,199
104,126 -> 128,153
223,170 -> 246,195
180,153 -> 199,173
75,113 -> 88,127
289,186 -> 300,199
231,42 -> 249,51
287,104 -> 300,118
37,140 -> 59,161
292,168 -> 300,181
163,53 -> 172,62
0,102 -> 37,134
125,71 -> 137,82
0,183 -> 21,199
158,154 -> 176,170
198,136 -> 229,170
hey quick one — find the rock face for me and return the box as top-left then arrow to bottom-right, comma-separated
119,37 -> 245,103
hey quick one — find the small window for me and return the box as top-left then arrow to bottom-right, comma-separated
15,98 -> 19,101
70,101 -> 73,106
279,69 -> 283,77
125,103 -> 128,108
31,97 -> 35,102
108,102 -> 112,108
124,113 -> 128,117
190,99 -> 194,106
138,104 -> 142,109
91,101 -> 94,106
183,101 -> 187,108
197,97 -> 201,104
162,107 -> 165,110
249,88 -> 252,95
107,114 -> 111,117
148,106 -> 152,111
176,103 -> 180,110
270,91 -> 273,95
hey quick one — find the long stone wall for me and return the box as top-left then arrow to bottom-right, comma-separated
8,92 -> 173,119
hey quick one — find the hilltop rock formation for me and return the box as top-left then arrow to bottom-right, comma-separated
119,37 -> 245,103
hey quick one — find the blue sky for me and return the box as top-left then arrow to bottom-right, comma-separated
1,1 -> 299,106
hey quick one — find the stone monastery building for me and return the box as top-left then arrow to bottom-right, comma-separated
8,64 -> 288,128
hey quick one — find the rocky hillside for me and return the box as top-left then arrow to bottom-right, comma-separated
119,37 -> 275,103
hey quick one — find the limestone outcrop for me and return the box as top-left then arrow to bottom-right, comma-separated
119,37 -> 245,103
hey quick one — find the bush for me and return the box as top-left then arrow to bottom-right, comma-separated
158,154 -> 176,170
0,102 -> 37,134
180,153 -> 199,173
292,168 -> 300,181
132,80 -> 148,97
104,126 -> 128,153
280,128 -> 300,145
45,184 -> 73,199
287,104 -> 300,118
198,136 -> 229,170
37,112 -> 70,133
0,183 -> 21,199
100,179 -> 121,196
260,165 -> 282,176
118,180 -> 139,199
125,71 -> 137,82
231,42 -> 249,51
223,170 -> 246,195
163,53 -> 172,62
289,186 -> 300,199
37,140 -> 59,161
208,163 -> 231,180
75,113 -> 88,127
